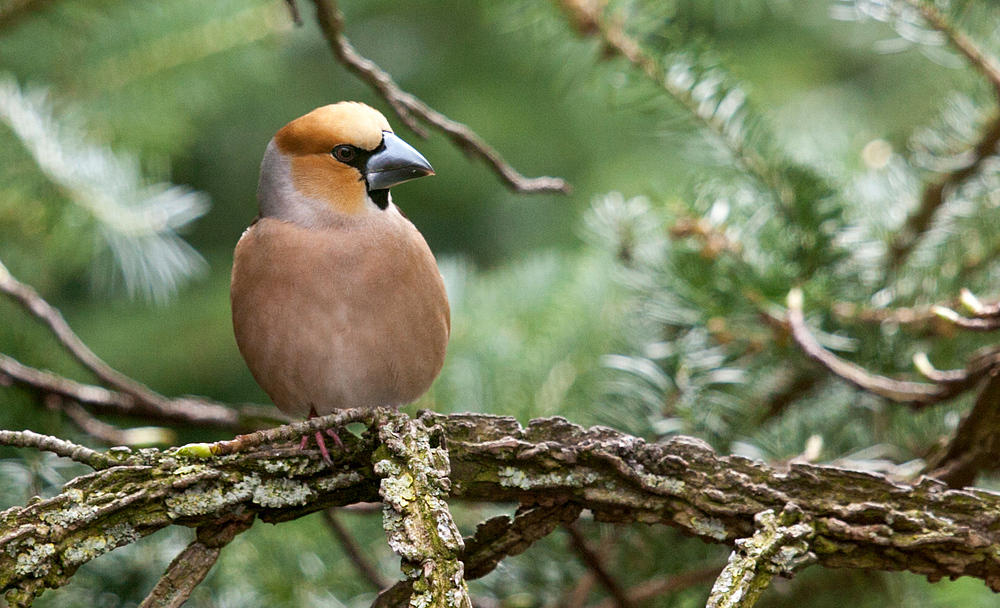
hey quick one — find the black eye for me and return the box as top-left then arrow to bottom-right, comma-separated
333,145 -> 356,163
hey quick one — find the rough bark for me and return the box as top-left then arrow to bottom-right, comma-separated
5,411 -> 1000,606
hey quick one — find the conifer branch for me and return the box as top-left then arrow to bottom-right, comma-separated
885,0 -> 1000,274
308,0 -> 570,195
556,0 -> 787,204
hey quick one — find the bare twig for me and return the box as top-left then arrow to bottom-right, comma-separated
60,399 -> 130,445
932,305 -> 1000,332
564,522 -> 634,608
0,259 -> 165,406
885,0 -> 1000,274
60,399 -> 176,447
323,509 -> 387,590
139,518 -> 254,608
0,351 -> 281,430
786,290 -> 1000,407
591,564 -> 724,608
0,260 -> 284,431
308,0 -> 570,195
0,429 -> 121,469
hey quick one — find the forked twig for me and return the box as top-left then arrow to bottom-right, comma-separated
786,289 -> 944,403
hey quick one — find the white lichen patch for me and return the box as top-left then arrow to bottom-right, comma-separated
691,516 -> 728,541
433,502 -> 465,552
260,459 -> 292,474
15,542 -> 55,576
61,525 -> 139,567
643,475 -> 685,494
165,475 -> 256,518
498,467 -> 599,490
380,471 -> 417,507
171,464 -> 212,477
252,477 -> 313,508
39,501 -> 100,528
316,471 -> 363,492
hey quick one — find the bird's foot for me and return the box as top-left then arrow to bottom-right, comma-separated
299,408 -> 345,465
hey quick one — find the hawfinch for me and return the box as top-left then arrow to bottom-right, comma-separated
231,102 -> 450,460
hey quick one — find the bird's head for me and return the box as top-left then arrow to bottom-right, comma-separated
258,102 -> 434,226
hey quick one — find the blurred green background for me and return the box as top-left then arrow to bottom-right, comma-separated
3,0 -> 999,606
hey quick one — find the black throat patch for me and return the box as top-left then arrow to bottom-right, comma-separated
370,189 -> 390,210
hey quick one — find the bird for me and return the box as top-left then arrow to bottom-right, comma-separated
230,102 -> 450,462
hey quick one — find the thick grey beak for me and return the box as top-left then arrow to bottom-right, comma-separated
364,132 -> 434,191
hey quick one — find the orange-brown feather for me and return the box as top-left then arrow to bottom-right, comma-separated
274,102 -> 391,155
289,155 -> 368,216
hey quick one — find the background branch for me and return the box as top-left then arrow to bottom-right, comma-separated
564,522 -> 634,608
0,261 -> 286,432
322,509 -> 387,591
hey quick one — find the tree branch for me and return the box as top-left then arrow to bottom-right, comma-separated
307,0 -> 570,195
9,412 -> 1000,603
924,369 -> 1000,487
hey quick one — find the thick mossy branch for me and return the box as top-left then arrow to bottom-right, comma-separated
374,412 -> 471,608
7,412 -> 1000,604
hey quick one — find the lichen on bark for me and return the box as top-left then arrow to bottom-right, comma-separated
6,411 -> 1000,606
706,506 -> 814,608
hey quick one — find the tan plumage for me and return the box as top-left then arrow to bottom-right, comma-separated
231,103 -> 449,421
